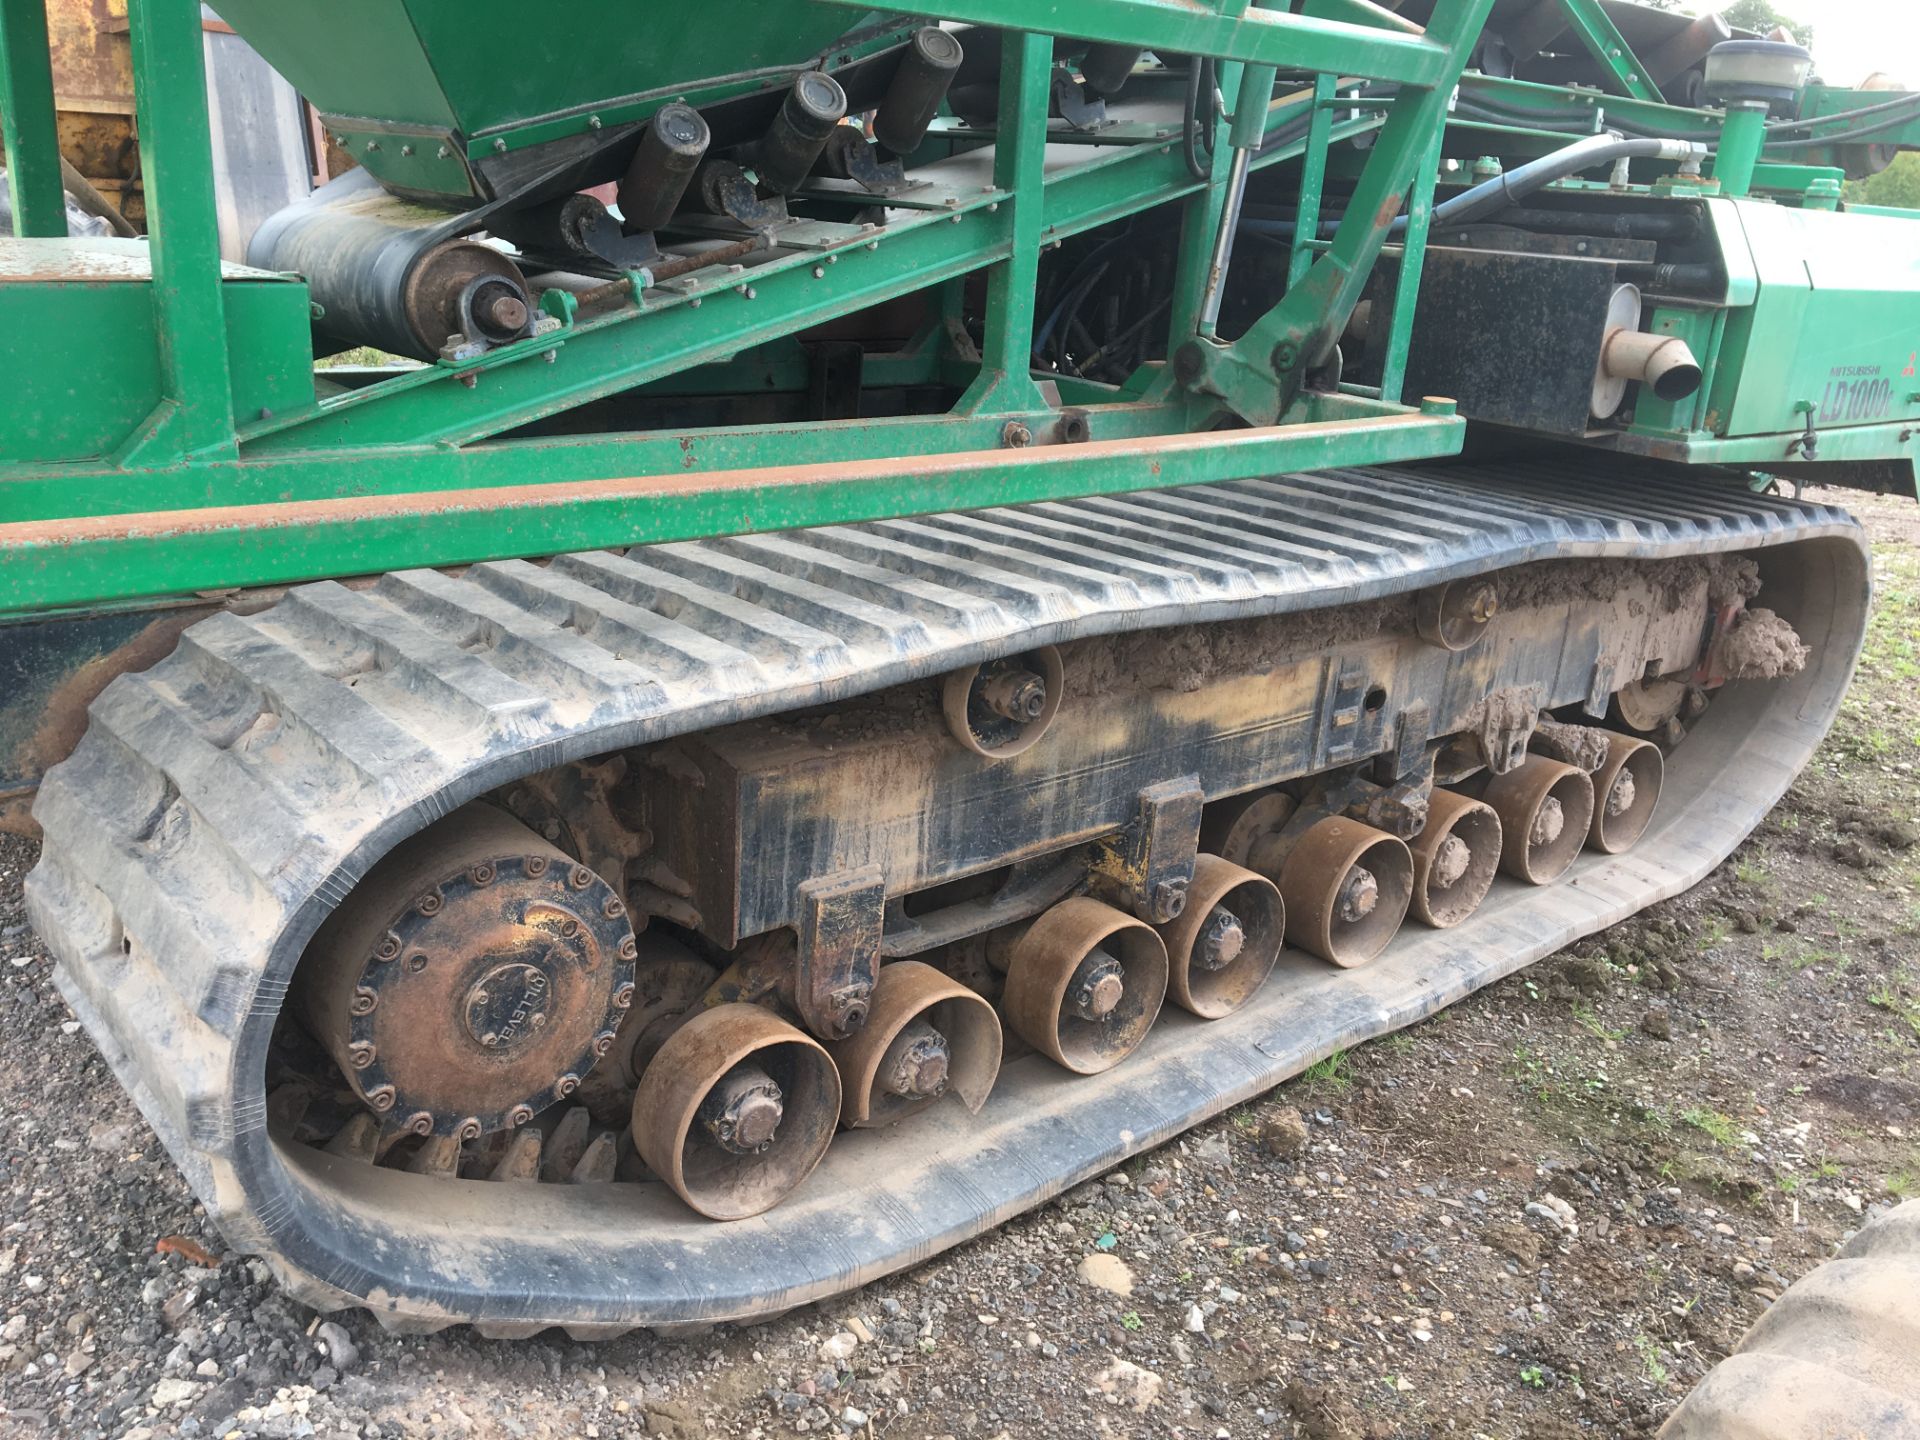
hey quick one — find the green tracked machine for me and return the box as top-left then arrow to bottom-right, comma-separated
1,0 -> 1918,1343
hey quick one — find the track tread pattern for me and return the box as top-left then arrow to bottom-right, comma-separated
1659,1200 -> 1920,1438
25,458 -> 1860,1333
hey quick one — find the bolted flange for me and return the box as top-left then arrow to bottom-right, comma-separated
292,803 -> 635,1139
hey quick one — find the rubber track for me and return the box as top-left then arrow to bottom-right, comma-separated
25,457 -> 1868,1336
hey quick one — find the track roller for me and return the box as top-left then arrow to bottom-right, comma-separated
1279,816 -> 1413,967
291,803 -> 636,1140
1003,897 -> 1167,1074
941,645 -> 1063,758
1482,756 -> 1595,884
825,960 -> 1001,1127
630,1004 -> 841,1220
1409,790 -> 1501,928
1156,855 -> 1284,1018
576,934 -> 714,1126
1587,733 -> 1663,854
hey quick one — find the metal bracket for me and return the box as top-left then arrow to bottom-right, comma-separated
795,867 -> 886,1041
1472,684 -> 1541,774
1092,776 -> 1205,925
1050,68 -> 1111,131
1320,665 -> 1388,766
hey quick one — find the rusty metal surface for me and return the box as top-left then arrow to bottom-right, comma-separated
573,934 -> 713,1127
293,803 -> 637,1139
1002,896 -> 1167,1074
940,645 -> 1063,758
1408,788 -> 1500,928
1481,755 -> 1596,884
629,1002 -> 840,1220
793,868 -> 887,1041
1587,732 -> 1663,855
23,464 -> 1868,1331
1279,815 -> 1413,968
1156,854 -> 1283,1020
824,960 -> 1000,1128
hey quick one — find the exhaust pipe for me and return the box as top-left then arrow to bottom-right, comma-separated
1602,328 -> 1704,404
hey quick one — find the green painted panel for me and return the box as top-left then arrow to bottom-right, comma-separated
1716,202 -> 1920,442
208,0 -> 458,130
0,272 -> 315,464
210,0 -> 868,140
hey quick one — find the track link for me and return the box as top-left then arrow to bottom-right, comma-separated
25,457 -> 1869,1335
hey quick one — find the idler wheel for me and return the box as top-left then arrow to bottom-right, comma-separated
1409,790 -> 1502,928
1613,676 -> 1688,734
575,934 -> 714,1127
1482,756 -> 1595,884
1279,816 -> 1413,967
291,803 -> 637,1140
631,1004 -> 840,1220
1198,790 -> 1296,879
824,960 -> 1002,1128
941,646 -> 1064,758
1156,855 -> 1284,1018
1003,897 -> 1168,1074
1587,733 -> 1663,854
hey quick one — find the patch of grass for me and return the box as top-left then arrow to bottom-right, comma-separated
1734,860 -> 1770,888
1120,1311 -> 1143,1331
1572,1002 -> 1626,1043
1868,973 -> 1920,1041
1681,1107 -> 1741,1148
1300,1049 -> 1353,1093
1696,916 -> 1733,952
1634,1334 -> 1669,1387
1519,1364 -> 1549,1390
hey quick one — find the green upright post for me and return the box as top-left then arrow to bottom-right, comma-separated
1288,72 -> 1338,289
1554,0 -> 1663,103
0,0 -> 65,237
1712,104 -> 1767,198
118,0 -> 236,463
1376,127 -> 1444,404
958,30 -> 1053,415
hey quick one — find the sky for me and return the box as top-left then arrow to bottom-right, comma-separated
1693,0 -> 1920,90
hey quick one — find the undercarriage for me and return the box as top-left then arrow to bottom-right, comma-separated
25,455 -> 1867,1334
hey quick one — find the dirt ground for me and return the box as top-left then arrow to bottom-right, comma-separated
1,486 -> 1916,1440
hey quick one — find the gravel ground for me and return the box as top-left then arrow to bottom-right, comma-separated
2,487 -> 1916,1440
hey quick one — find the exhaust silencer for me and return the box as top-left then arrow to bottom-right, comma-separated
1602,328 -> 1703,404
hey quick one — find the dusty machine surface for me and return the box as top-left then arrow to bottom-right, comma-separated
1,0 -> 1917,1340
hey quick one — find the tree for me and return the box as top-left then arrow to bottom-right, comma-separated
1718,0 -> 1814,52
1845,152 -> 1920,211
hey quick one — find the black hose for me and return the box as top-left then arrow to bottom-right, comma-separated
1183,57 -> 1216,182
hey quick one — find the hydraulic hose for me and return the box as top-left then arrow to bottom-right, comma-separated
1430,132 -> 1708,228
1238,131 -> 1710,243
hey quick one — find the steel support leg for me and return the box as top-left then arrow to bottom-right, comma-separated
117,0 -> 236,464
0,0 -> 63,236
958,30 -> 1054,416
1376,126 -> 1445,405
1178,0 -> 1497,426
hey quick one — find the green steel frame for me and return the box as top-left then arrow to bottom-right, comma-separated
0,0 -> 1915,621
0,0 -> 1498,617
